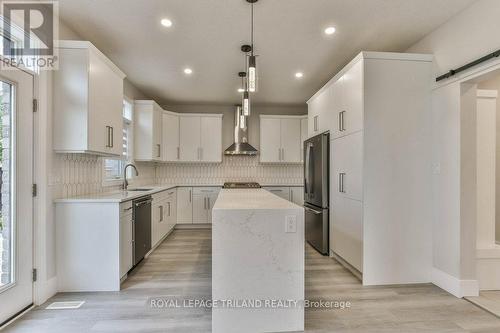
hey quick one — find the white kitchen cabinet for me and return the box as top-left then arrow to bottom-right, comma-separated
162,112 -> 180,162
119,202 -> 133,278
200,116 -> 223,162
178,114 -> 223,163
192,187 -> 220,224
260,118 -> 281,163
176,187 -> 193,224
307,85 -> 334,137
290,187 -> 304,206
263,186 -> 290,201
260,116 -> 302,163
300,117 -> 308,162
333,60 -> 364,139
330,132 -> 363,202
165,189 -> 177,233
330,194 -> 363,272
309,51 -> 433,285
179,116 -> 201,162
53,41 -> 125,156
135,100 -> 163,161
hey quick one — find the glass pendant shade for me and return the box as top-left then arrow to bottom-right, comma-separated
242,90 -> 250,116
240,114 -> 246,129
248,55 -> 257,92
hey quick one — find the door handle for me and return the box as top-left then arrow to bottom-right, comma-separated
339,111 -> 346,131
159,205 -> 163,222
339,172 -> 346,193
305,206 -> 322,214
105,126 -> 111,148
110,126 -> 114,147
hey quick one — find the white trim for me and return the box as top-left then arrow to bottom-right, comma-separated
57,41 -> 126,79
431,268 -> 479,298
307,51 -> 433,103
34,276 -> 57,306
477,89 -> 498,98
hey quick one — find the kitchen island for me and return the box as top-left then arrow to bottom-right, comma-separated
212,189 -> 305,333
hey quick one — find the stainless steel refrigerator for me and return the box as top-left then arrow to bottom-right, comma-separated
304,132 -> 329,255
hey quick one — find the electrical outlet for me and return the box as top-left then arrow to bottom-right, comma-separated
285,216 -> 297,233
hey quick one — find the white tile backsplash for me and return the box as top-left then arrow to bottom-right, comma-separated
51,154 -> 303,199
156,156 -> 303,186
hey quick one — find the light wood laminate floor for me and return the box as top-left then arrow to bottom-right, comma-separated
4,230 -> 500,332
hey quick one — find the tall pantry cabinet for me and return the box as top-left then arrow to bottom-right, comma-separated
308,52 -> 434,286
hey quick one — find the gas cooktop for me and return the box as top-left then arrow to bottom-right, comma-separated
223,182 -> 261,189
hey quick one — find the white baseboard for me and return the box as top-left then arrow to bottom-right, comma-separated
34,276 -> 57,305
175,224 -> 212,230
431,268 -> 478,298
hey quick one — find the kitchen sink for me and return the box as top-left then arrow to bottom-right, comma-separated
127,188 -> 153,192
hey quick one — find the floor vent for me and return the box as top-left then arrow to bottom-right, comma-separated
46,301 -> 85,310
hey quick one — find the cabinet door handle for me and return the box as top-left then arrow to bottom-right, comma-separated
177,147 -> 180,160
314,116 -> 318,131
200,147 -> 203,160
340,111 -> 346,131
167,202 -> 171,217
338,112 -> 342,131
204,197 -> 207,210
278,148 -> 281,161
208,197 -> 210,209
339,172 -> 346,193
110,127 -> 114,147
157,144 -> 161,158
105,126 -> 111,148
159,205 -> 163,222
282,148 -> 285,161
189,189 -> 192,202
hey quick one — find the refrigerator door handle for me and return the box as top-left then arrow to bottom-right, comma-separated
305,143 -> 310,194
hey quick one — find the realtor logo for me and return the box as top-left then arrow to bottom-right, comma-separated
1,0 -> 59,69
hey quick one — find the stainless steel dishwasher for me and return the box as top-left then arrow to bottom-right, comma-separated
133,196 -> 152,265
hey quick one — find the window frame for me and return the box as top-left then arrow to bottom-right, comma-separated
102,97 -> 134,187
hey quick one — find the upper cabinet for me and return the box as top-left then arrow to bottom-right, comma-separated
53,41 -> 126,156
135,101 -> 223,163
134,100 -> 163,161
260,115 -> 305,164
162,111 -> 180,162
179,114 -> 223,163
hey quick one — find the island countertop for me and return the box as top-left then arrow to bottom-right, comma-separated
213,188 -> 301,210
212,188 -> 305,333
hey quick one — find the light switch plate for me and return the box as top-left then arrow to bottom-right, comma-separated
285,215 -> 297,233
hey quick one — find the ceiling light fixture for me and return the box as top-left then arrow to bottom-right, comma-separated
295,72 -> 304,78
324,26 -> 336,35
238,88 -> 245,93
247,0 -> 258,93
161,18 -> 173,27
184,68 -> 193,75
239,71 -> 250,116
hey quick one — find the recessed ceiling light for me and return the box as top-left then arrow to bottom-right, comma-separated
184,68 -> 193,75
324,26 -> 336,35
161,18 -> 173,27
237,88 -> 245,93
295,72 -> 304,78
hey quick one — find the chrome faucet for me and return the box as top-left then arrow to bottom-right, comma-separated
123,164 -> 139,190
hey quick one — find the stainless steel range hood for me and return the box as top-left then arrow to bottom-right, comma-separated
224,105 -> 258,156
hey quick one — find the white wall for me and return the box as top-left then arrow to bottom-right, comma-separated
406,0 -> 500,296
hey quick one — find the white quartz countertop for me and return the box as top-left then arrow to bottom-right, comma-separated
54,184 -> 304,204
213,188 -> 303,210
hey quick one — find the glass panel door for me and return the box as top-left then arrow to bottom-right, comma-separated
0,67 -> 34,326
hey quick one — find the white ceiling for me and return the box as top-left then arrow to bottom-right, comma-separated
59,0 -> 475,106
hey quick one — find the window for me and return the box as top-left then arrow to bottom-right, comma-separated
103,99 -> 133,185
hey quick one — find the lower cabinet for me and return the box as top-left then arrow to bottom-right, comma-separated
262,186 -> 291,201
119,201 -> 133,279
290,187 -> 304,206
192,187 -> 220,224
152,188 -> 177,248
177,187 -> 193,224
263,186 -> 305,206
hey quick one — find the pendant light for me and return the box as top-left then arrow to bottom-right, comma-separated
239,71 -> 251,116
247,0 -> 258,92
